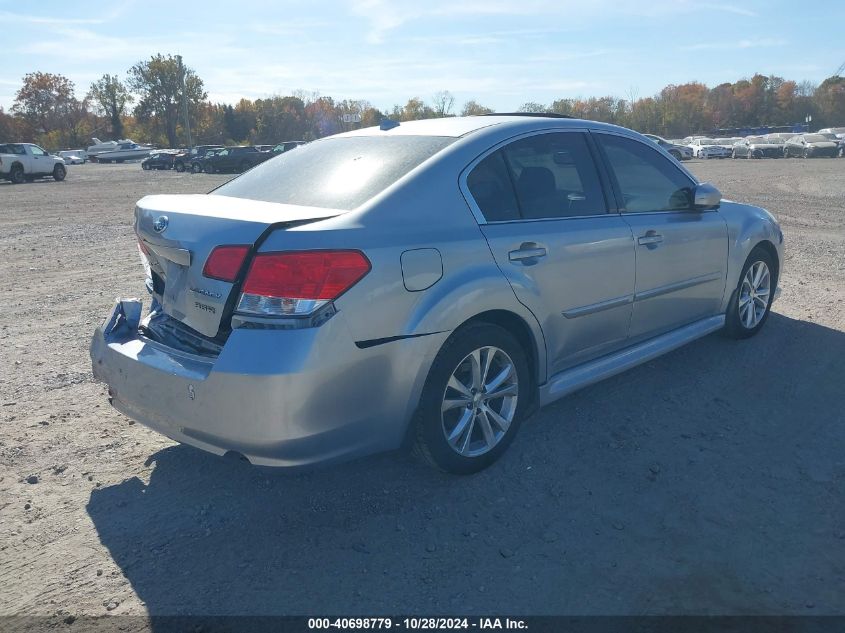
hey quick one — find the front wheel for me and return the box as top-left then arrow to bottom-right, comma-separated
52,164 -> 66,181
175,162 -> 185,172
723,246 -> 776,339
413,323 -> 530,474
204,164 -> 215,174
10,165 -> 25,184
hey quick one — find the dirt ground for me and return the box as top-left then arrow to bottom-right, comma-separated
1,158 -> 843,623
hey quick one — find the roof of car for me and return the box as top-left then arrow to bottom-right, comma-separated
339,115 -> 627,139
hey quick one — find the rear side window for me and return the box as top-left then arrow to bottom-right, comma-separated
214,136 -> 454,210
501,132 -> 607,219
595,134 -> 695,213
466,151 -> 520,221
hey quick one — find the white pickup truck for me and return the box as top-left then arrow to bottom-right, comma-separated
0,143 -> 66,184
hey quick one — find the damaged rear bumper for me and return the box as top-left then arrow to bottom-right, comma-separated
90,300 -> 440,467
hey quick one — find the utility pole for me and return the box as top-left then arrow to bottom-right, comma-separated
176,55 -> 193,149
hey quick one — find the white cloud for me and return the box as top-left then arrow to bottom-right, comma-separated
681,38 -> 787,51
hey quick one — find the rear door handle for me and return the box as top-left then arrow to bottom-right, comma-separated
508,246 -> 547,262
637,233 -> 664,246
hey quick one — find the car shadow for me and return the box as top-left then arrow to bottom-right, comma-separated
87,312 -> 845,618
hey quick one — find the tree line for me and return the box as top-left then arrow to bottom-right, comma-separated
1,53 -> 843,151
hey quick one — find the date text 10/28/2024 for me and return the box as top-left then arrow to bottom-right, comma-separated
307,618 -> 528,630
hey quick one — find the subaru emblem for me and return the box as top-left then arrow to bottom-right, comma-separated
153,215 -> 169,233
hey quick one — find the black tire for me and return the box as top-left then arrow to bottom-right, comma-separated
142,162 -> 150,170
10,165 -> 25,184
52,164 -> 66,182
413,323 -> 531,474
191,162 -> 202,174
175,161 -> 185,172
204,163 -> 215,174
670,150 -> 681,160
723,246 -> 776,340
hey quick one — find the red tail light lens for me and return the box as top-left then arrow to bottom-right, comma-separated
203,245 -> 250,282
238,250 -> 371,316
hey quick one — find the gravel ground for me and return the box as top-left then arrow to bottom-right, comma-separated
0,158 -> 843,623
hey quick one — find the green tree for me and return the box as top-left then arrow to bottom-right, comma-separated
128,54 -> 206,147
87,74 -> 133,139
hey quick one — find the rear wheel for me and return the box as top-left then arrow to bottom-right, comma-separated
52,164 -> 66,181
10,165 -> 25,184
204,163 -> 215,174
413,323 -> 530,474
192,162 -> 202,173
175,161 -> 185,172
723,246 -> 776,339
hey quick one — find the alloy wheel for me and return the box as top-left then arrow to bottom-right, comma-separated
441,346 -> 518,457
739,261 -> 771,329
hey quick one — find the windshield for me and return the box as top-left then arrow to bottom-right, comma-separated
803,134 -> 828,143
747,137 -> 766,143
214,135 -> 455,210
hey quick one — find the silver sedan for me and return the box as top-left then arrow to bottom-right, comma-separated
91,115 -> 784,474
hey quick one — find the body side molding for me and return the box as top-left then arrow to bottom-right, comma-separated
540,314 -> 725,406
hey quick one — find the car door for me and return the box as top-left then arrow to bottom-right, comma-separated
592,132 -> 728,341
465,130 -> 636,376
27,144 -> 51,174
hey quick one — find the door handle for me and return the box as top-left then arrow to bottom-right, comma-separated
508,245 -> 547,262
637,233 -> 664,246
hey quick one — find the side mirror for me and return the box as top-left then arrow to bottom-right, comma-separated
693,182 -> 721,209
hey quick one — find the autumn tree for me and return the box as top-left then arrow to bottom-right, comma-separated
461,100 -> 493,116
128,54 -> 206,147
87,74 -> 133,139
517,101 -> 547,113
12,72 -> 79,135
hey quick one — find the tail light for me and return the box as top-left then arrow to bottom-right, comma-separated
237,250 -> 371,317
203,245 -> 250,282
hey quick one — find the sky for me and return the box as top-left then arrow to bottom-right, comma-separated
1,0 -> 844,113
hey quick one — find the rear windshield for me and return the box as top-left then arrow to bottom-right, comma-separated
213,135 -> 455,210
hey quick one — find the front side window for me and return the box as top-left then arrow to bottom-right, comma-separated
595,133 -> 695,213
29,145 -> 47,156
215,135 -> 454,210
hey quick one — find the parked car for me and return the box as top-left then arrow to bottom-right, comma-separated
175,145 -> 223,173
141,151 -> 179,170
57,149 -> 87,164
731,136 -> 783,159
203,146 -> 273,173
191,148 -> 226,174
817,127 -> 845,139
0,142 -> 66,183
642,134 -> 692,160
783,134 -> 839,158
90,115 -> 784,474
687,138 -> 731,159
817,132 -> 845,157
271,141 -> 306,154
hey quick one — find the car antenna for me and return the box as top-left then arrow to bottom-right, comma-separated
380,118 -> 400,131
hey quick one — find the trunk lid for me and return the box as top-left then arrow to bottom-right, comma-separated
135,194 -> 342,337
